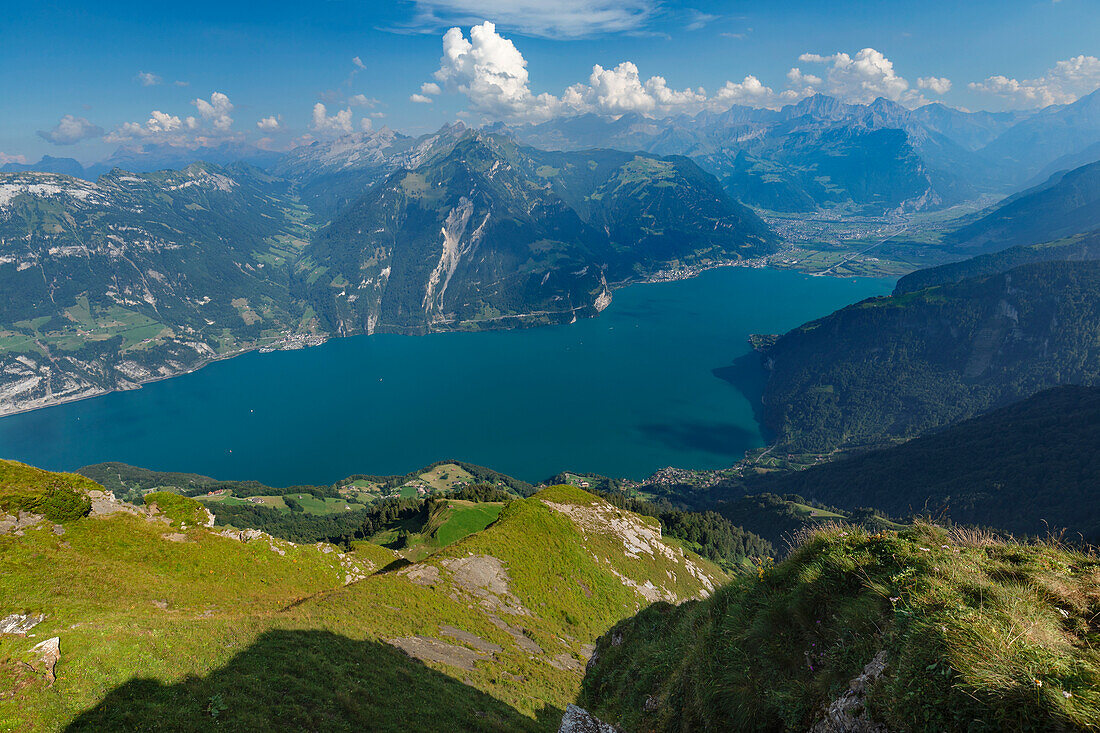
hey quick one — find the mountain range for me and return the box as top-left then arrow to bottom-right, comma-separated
0,130 -> 773,413
8,90 -> 1100,219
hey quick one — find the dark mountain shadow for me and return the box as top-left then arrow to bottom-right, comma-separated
638,419 -> 757,456
65,629 -> 560,732
712,351 -> 774,442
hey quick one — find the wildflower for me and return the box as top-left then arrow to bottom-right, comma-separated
1035,679 -> 1043,687
1063,691 -> 1073,699
918,547 -> 931,552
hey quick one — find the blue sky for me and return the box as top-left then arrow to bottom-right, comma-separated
3,0 -> 1098,164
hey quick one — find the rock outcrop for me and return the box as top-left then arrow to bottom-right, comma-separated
558,704 -> 620,733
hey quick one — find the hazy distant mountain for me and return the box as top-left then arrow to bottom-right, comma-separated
945,158 -> 1100,252
978,89 -> 1100,183
272,123 -> 469,219
0,155 -> 90,179
87,141 -> 283,178
502,95 -> 1016,213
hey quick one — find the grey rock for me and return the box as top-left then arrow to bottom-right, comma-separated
1,613 -> 45,635
810,650 -> 890,733
558,704 -> 621,733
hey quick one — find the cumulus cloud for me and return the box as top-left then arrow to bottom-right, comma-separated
410,93 -> 434,104
432,22 -> 559,120
311,103 -> 354,134
353,56 -> 366,70
426,22 -> 812,120
192,92 -> 234,132
0,152 -> 27,165
798,48 -> 923,105
136,71 -> 162,86
257,115 -> 281,131
348,94 -> 380,107
969,55 -> 1100,108
918,76 -> 952,95
37,114 -> 104,145
407,0 -> 655,38
106,92 -> 239,144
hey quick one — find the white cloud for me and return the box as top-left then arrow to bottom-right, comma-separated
348,94 -> 379,107
353,56 -> 366,70
685,10 -> 717,31
136,71 -> 162,86
0,152 -> 27,165
711,75 -> 805,109
311,103 -> 354,135
432,22 -> 559,120
969,55 -> 1100,108
798,48 -> 924,105
407,0 -> 655,38
37,114 -> 104,145
257,115 -> 281,131
428,22 -> 809,120
359,118 -> 373,132
918,76 -> 952,95
174,80 -> 190,87
425,26 -> 963,122
192,92 -> 234,132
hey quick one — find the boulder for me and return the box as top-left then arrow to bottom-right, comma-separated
29,637 -> 61,684
0,613 -> 45,635
558,704 -> 621,733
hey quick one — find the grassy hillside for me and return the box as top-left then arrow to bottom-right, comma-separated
0,463 -> 722,731
579,523 -> 1100,731
744,385 -> 1100,541
758,259 -> 1100,451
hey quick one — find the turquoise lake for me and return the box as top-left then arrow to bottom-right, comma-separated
0,267 -> 892,484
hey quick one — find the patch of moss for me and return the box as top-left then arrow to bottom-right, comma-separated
0,460 -> 94,522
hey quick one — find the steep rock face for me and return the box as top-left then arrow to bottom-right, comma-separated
758,259 -> 1100,451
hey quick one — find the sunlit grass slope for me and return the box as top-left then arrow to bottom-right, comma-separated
0,462 -> 722,731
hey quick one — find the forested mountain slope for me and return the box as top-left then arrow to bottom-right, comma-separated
758,260 -> 1100,451
895,230 -> 1100,293
746,386 -> 1100,540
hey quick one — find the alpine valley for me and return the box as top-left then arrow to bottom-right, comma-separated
4,12 -> 1100,731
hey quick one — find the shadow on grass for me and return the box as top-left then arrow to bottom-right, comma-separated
65,629 -> 561,732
